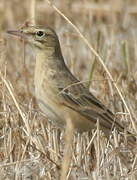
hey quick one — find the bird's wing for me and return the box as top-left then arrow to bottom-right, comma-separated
58,82 -> 124,131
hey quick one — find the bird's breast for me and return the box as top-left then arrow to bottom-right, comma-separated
34,59 -> 64,124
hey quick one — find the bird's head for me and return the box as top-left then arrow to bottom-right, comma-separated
7,25 -> 60,51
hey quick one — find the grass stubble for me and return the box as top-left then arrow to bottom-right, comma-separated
0,0 -> 137,179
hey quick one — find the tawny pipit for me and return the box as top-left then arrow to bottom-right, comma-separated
7,25 -> 135,142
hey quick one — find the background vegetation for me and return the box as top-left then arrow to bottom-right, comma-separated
0,0 -> 137,179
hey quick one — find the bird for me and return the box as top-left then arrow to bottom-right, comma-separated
7,25 -> 135,143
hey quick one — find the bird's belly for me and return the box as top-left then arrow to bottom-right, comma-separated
35,87 -> 96,131
35,84 -> 66,126
38,99 -> 66,127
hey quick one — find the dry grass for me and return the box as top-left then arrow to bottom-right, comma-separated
0,0 -> 137,179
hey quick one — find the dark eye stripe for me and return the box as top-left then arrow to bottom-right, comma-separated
28,32 -> 52,37
28,32 -> 35,35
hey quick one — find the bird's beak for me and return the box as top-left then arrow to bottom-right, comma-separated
7,30 -> 27,40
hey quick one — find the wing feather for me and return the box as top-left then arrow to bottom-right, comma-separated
59,83 -> 124,132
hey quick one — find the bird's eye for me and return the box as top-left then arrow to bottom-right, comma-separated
36,31 -> 45,37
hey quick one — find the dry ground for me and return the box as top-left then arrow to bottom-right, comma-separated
0,0 -> 137,179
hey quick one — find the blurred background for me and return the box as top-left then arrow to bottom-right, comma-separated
1,0 -> 137,110
0,0 -> 137,179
